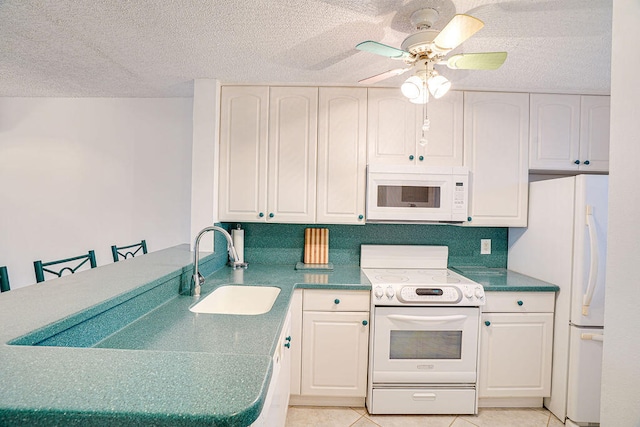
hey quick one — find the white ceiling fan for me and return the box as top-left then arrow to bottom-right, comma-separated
356,7 -> 507,101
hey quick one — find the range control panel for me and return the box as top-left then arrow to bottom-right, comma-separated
372,284 -> 485,306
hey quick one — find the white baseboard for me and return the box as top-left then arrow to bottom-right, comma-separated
289,394 -> 365,407
479,397 -> 543,408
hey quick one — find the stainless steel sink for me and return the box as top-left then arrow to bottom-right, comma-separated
189,285 -> 281,315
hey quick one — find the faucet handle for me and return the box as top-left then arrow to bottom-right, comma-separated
230,261 -> 249,270
191,272 -> 205,297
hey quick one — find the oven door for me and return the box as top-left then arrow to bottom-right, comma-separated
372,306 -> 480,384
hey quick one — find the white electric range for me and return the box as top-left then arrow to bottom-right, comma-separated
361,245 -> 485,415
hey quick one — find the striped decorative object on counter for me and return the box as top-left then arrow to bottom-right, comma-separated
304,228 -> 329,264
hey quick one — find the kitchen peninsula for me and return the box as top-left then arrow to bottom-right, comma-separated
0,245 -> 368,426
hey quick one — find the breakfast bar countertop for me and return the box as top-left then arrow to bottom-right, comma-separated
0,245 -> 369,427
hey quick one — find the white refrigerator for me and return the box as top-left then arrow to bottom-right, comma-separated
508,175 -> 608,427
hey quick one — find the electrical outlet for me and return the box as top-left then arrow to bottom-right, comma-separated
481,239 -> 491,255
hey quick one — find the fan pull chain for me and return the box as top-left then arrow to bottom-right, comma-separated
419,100 -> 429,147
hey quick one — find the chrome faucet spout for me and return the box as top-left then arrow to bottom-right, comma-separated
189,225 -> 248,297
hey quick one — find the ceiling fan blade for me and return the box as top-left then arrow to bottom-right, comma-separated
433,14 -> 484,52
358,68 -> 411,84
446,52 -> 507,70
356,41 -> 411,59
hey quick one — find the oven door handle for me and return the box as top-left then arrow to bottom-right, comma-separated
386,314 -> 467,323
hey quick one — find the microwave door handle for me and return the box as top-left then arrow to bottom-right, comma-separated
387,314 -> 467,323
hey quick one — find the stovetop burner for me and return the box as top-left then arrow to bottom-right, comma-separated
360,245 -> 485,307
374,275 -> 409,283
363,268 -> 470,286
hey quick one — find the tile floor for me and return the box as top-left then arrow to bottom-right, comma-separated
285,406 -> 565,427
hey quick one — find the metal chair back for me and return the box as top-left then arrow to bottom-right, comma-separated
33,251 -> 97,283
0,266 -> 9,292
111,240 -> 147,262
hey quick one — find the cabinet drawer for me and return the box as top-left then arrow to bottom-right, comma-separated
484,292 -> 555,313
303,290 -> 370,312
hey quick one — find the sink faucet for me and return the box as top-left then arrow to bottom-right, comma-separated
189,225 -> 248,297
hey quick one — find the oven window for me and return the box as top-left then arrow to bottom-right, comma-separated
377,185 -> 441,208
389,331 -> 462,359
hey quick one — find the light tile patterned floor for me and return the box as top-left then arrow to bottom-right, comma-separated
285,406 -> 566,427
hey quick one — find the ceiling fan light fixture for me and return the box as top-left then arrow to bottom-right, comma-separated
401,75 -> 423,100
427,74 -> 451,99
409,88 -> 429,104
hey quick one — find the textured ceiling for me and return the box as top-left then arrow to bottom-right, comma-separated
0,0 -> 612,97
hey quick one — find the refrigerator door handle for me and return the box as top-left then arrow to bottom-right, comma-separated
582,205 -> 599,316
581,332 -> 604,342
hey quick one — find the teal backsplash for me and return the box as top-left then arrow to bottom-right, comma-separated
222,223 -> 507,268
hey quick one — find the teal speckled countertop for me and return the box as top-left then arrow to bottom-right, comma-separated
0,245 -> 369,426
451,266 -> 559,292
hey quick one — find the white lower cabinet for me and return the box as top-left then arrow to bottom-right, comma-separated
479,292 -> 554,406
290,289 -> 370,406
253,310 -> 292,426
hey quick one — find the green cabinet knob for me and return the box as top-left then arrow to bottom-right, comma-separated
419,156 -> 424,161
259,212 -> 264,217
584,160 -> 590,165
269,213 -> 274,218
358,214 -> 364,220
517,300 -> 524,306
334,299 -> 340,304
286,336 -> 291,342
409,155 -> 414,160
574,160 -> 580,165
284,342 -> 290,348
467,217 -> 472,222
362,320 -> 368,326
485,321 -> 491,326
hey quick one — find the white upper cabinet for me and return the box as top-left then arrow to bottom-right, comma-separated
529,94 -> 610,172
219,86 -> 318,223
419,90 -> 464,166
219,86 -> 269,222
367,88 -> 416,165
529,94 -> 581,170
316,87 -> 367,224
579,95 -> 610,172
464,91 -> 529,227
267,87 -> 318,223
367,88 -> 463,166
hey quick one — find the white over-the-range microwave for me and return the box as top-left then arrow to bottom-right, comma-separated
366,165 -> 469,223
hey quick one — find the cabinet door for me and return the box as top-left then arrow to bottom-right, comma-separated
316,87 -> 367,224
267,87 -> 318,223
579,95 -> 610,172
301,311 -> 369,397
219,86 -> 269,222
529,94 -> 581,171
289,290 -> 303,396
417,90 -> 464,166
367,88 -> 418,165
479,312 -> 553,398
261,311 -> 292,426
464,92 -> 529,227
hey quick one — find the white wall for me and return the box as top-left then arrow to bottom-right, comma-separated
601,1 -> 640,426
0,97 -> 193,288
190,79 -> 220,252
